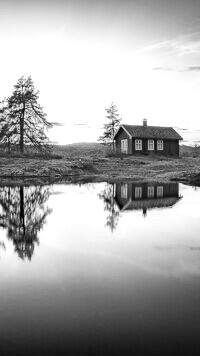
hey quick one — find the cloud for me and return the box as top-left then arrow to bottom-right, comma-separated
190,247 -> 200,251
176,38 -> 200,56
153,66 -> 174,71
136,40 -> 171,54
138,32 -> 200,58
153,66 -> 200,72
51,122 -> 64,126
73,123 -> 91,128
186,66 -> 200,71
174,127 -> 189,131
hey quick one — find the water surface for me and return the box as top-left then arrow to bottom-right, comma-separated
0,182 -> 199,355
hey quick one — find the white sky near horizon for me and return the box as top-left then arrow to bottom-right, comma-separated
1,0 -> 200,145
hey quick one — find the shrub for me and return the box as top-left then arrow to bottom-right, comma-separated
81,161 -> 97,172
105,148 -> 124,158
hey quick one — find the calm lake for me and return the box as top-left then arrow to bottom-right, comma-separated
0,181 -> 200,355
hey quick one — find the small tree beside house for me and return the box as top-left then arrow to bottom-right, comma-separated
98,102 -> 122,151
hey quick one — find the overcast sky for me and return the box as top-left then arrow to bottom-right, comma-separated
1,0 -> 200,144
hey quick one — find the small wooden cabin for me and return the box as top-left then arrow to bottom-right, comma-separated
114,119 -> 183,156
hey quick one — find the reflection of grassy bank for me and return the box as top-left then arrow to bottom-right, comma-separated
0,143 -> 200,185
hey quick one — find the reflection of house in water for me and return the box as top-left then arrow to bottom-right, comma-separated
114,182 -> 181,216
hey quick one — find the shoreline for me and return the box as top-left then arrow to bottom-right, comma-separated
0,154 -> 199,185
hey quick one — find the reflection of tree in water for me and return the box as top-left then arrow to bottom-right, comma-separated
0,186 -> 52,260
98,184 -> 120,232
0,241 -> 5,258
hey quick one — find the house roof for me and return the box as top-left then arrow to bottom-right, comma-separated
115,124 -> 183,140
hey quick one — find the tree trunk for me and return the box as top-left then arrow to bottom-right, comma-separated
7,138 -> 10,154
112,121 -> 115,152
20,106 -> 25,153
20,187 -> 25,235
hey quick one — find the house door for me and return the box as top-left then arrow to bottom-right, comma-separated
121,139 -> 128,153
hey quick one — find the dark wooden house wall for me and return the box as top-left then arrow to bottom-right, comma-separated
131,139 -> 179,156
168,140 -> 179,156
115,129 -> 180,156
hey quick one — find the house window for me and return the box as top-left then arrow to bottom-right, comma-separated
148,139 -> 154,151
135,139 -> 142,151
121,139 -> 128,153
157,140 -> 163,151
157,186 -> 163,197
121,183 -> 128,199
135,187 -> 142,199
147,186 -> 154,198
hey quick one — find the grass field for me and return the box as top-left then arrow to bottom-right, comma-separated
0,143 -> 199,185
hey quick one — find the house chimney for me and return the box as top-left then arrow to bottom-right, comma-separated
143,118 -> 147,127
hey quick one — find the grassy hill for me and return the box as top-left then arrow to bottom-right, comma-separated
53,142 -> 106,158
53,142 -> 198,158
180,144 -> 200,157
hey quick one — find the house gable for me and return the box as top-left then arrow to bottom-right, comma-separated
114,127 -> 132,154
114,125 -> 132,139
